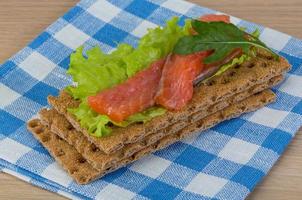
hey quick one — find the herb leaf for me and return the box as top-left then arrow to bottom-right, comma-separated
173,20 -> 278,63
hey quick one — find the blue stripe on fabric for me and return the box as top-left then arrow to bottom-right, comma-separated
174,146 -> 216,171
107,0 -> 132,9
261,129 -> 292,154
292,100 -> 302,114
23,82 -> 59,106
93,24 -> 129,47
0,110 -> 24,136
102,167 -> 128,182
139,179 -> 182,200
28,32 -> 52,50
125,0 -> 159,19
63,6 -> 85,22
212,118 -> 247,137
231,166 -> 265,190
0,61 -> 17,77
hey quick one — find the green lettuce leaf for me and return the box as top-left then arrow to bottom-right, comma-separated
203,54 -> 250,82
68,101 -> 112,137
67,17 -> 189,137
68,101 -> 166,137
121,106 -> 166,126
66,44 -> 133,99
124,17 -> 192,77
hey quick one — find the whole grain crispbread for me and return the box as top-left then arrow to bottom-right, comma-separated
40,75 -> 283,171
28,89 -> 275,184
27,119 -> 100,184
49,51 -> 289,154
27,120 -> 138,184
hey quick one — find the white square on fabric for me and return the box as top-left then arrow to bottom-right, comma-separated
131,20 -> 158,38
161,0 -> 194,14
0,84 -> 21,108
260,28 -> 291,51
218,138 -> 259,164
41,162 -> 73,187
278,74 -> 302,97
185,173 -> 228,198
95,184 -> 135,200
248,107 -> 289,128
19,52 -> 56,81
130,154 -> 171,178
87,0 -> 121,23
0,138 -> 31,164
54,24 -> 90,50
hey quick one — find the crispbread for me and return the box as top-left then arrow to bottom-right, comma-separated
40,75 -> 283,171
28,89 -> 275,184
27,119 -> 100,184
48,50 -> 290,154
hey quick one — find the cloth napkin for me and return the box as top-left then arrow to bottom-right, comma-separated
1,0 -> 302,199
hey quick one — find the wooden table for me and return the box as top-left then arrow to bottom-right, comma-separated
0,0 -> 301,199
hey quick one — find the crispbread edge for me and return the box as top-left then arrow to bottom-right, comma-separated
41,75 -> 283,171
28,89 -> 275,184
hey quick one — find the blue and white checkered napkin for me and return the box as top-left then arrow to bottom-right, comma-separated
1,0 -> 302,199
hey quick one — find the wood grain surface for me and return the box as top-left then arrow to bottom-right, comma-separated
0,0 -> 301,199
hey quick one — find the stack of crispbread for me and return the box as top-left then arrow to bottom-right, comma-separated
27,49 -> 291,184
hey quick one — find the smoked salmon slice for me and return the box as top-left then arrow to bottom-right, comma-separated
154,51 -> 211,110
154,14 -> 230,110
88,59 -> 165,122
199,14 -> 230,23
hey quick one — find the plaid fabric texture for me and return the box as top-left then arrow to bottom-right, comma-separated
1,0 -> 302,199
